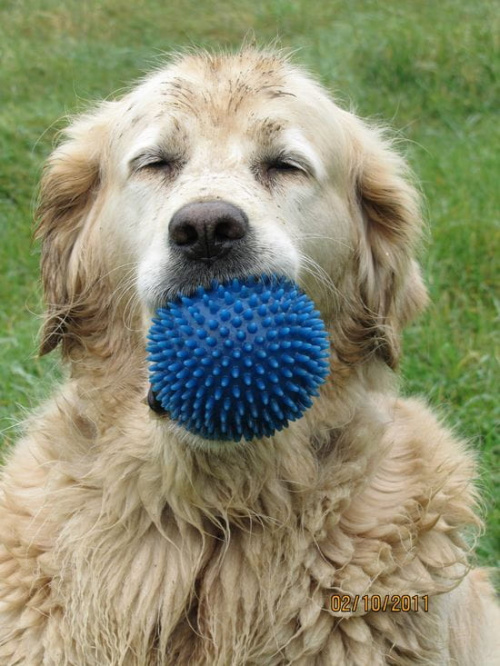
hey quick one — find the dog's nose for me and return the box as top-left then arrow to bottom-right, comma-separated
169,201 -> 248,262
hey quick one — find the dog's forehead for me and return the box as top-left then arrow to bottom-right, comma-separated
125,52 -> 335,133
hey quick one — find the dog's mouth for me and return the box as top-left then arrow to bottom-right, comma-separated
152,249 -> 262,307
147,385 -> 169,416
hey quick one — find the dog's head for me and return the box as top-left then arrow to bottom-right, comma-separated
36,49 -> 426,374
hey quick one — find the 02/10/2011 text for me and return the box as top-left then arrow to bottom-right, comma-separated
330,594 -> 429,613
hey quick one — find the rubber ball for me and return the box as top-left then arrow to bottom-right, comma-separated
147,275 -> 329,441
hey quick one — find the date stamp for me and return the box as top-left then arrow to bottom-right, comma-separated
330,594 -> 429,613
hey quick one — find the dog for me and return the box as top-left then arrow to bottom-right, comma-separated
0,48 -> 498,665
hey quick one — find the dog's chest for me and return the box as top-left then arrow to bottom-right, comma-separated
56,516 -> 444,665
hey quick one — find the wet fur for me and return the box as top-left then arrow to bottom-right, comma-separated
1,49 -> 498,665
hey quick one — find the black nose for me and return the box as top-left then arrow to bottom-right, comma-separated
169,201 -> 248,262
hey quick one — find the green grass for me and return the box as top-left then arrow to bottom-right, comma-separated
1,0 -> 498,569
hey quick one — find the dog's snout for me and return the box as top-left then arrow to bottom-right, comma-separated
169,201 -> 248,262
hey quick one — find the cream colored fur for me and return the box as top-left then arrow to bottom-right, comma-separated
0,48 -> 498,665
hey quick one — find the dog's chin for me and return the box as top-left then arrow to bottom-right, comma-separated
179,428 -> 251,453
151,410 -> 251,453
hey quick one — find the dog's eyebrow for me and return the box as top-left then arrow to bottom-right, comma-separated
124,127 -> 185,172
124,129 -> 163,168
279,128 -> 326,180
128,149 -> 162,170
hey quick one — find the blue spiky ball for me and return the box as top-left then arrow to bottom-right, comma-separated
147,275 -> 329,441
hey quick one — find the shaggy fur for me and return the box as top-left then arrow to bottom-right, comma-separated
0,48 -> 498,665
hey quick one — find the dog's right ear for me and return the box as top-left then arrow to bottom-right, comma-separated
35,106 -> 114,357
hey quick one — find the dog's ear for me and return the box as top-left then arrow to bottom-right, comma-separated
352,126 -> 428,368
35,107 -> 114,357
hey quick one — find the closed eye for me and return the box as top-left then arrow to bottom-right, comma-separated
142,158 -> 172,170
129,151 -> 184,175
266,158 -> 305,175
256,152 -> 312,185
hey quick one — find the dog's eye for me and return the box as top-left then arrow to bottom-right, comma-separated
141,158 -> 175,172
254,156 -> 308,188
145,159 -> 170,169
130,152 -> 182,176
266,159 -> 303,175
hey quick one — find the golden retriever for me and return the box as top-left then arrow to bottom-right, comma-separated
0,48 -> 498,665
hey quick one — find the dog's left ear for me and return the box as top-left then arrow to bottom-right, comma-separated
352,127 -> 428,368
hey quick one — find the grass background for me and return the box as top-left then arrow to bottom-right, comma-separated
1,0 -> 498,570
